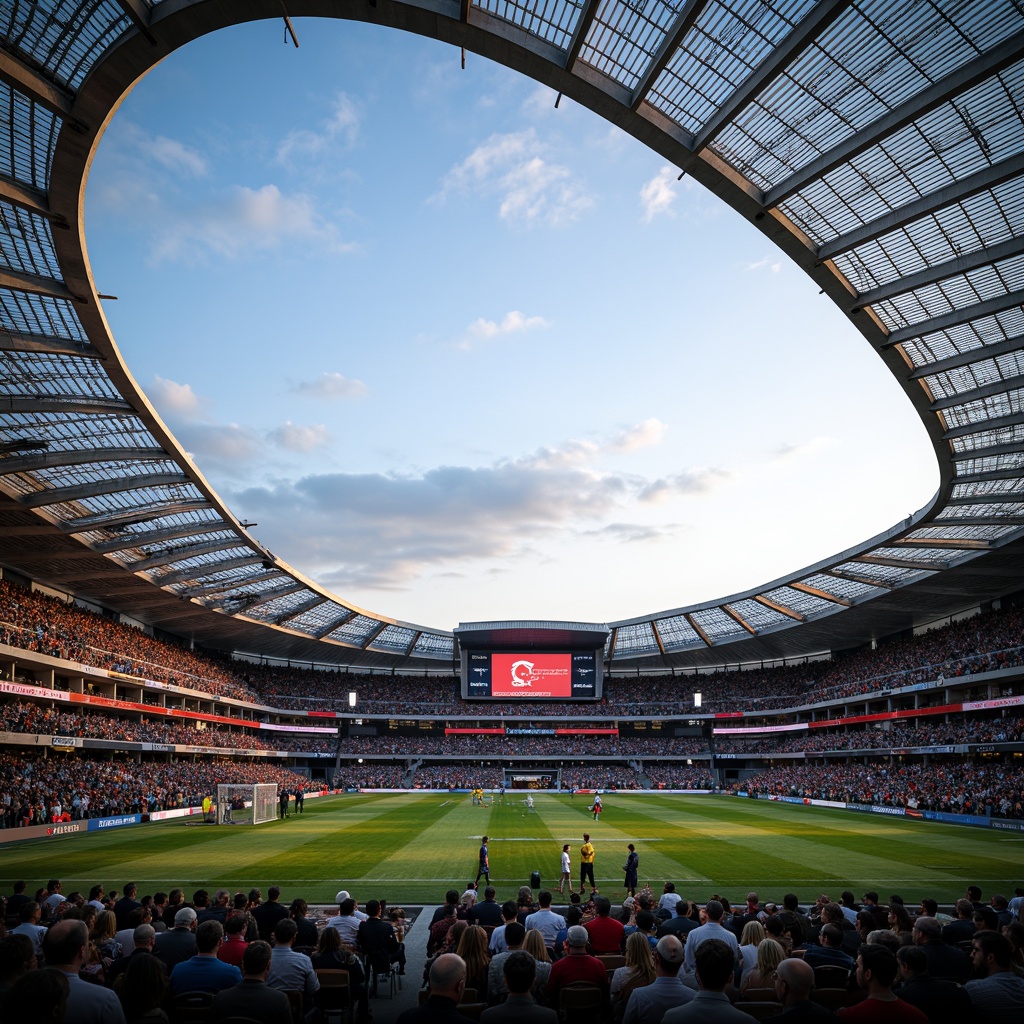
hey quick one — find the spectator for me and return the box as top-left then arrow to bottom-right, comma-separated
768,957 -> 838,1022
154,907 -> 198,972
964,930 -> 1024,1023
210,939 -> 292,1024
266,918 -> 319,1011
44,919 -> 127,1024
548,925 -> 608,1002
398,952 -> 467,1023
663,938 -> 749,1023
894,944 -> 972,1024
168,920 -> 241,996
837,943 -> 927,1022
480,949 -> 557,1022
622,934 -> 693,1024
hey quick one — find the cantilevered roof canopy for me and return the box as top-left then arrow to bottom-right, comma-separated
2,0 -> 1024,672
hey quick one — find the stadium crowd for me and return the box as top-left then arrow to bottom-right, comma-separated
0,754 -> 309,827
0,700 -> 336,753
1,874 -> 1021,1023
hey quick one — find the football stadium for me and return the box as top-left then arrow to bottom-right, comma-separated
2,1 -> 1024,1021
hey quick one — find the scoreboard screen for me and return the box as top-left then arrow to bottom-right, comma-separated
462,650 -> 601,700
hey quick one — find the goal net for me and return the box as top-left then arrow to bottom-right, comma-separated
216,783 -> 278,825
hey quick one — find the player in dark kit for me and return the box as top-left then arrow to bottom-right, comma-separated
476,836 -> 490,884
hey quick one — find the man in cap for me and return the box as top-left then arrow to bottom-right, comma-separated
547,925 -> 608,1002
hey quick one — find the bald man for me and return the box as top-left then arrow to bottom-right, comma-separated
397,953 -> 467,1023
767,958 -> 839,1021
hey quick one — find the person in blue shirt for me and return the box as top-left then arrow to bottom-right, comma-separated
169,920 -> 242,995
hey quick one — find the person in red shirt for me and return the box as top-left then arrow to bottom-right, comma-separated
838,943 -> 928,1023
584,896 -> 625,955
548,926 -> 609,1003
218,913 -> 249,969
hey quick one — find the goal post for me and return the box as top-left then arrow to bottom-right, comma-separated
216,783 -> 278,825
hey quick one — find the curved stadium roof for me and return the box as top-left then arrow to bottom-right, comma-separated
1,0 -> 1024,673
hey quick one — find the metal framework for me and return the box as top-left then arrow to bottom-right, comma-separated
2,0 -> 1024,672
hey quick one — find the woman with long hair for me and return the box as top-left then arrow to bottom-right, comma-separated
888,904 -> 914,943
740,937 -> 785,994
611,931 -> 656,1020
456,924 -> 491,1001
738,920 -> 765,983
311,925 -> 368,1016
523,928 -> 552,963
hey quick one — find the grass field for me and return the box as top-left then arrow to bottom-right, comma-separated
1,792 -> 1019,907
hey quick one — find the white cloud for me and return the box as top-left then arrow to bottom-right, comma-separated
640,166 -> 678,222
277,92 -> 360,165
267,422 -> 331,453
293,372 -> 369,400
145,135 -> 208,177
608,418 -> 667,453
150,184 -> 357,264
149,376 -> 202,419
458,310 -> 550,349
437,129 -> 593,227
638,468 -> 729,502
174,422 -> 264,465
744,256 -> 782,273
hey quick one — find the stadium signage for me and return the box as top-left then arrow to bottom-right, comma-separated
45,822 -> 86,837
90,814 -> 141,831
991,819 -> 1024,832
870,805 -> 905,816
963,695 -> 1024,710
507,728 -> 556,735
847,803 -> 873,813
259,722 -> 338,734
0,681 -> 66,700
50,735 -> 82,747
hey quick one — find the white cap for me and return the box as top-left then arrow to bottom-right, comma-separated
335,890 -> 351,904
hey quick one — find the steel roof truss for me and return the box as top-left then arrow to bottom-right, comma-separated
694,0 -> 854,153
818,152 -> 1024,263
943,411 -> 1024,441
721,604 -> 756,635
629,0 -> 711,111
154,554 -> 267,587
930,374 -> 1024,412
909,334 -> 1024,379
825,568 -> 894,590
858,553 -> 950,571
767,29 -> 1024,209
854,235 -> 1024,313
0,265 -> 74,301
683,613 -> 712,646
91,520 -> 227,554
65,500 -> 214,533
887,288 -> 1024,348
313,609 -> 357,640
0,329 -> 94,357
753,594 -> 805,622
127,537 -> 246,573
0,446 -> 166,475
0,46 -> 74,120
789,581 -> 851,607
564,0 -> 600,73
272,595 -> 327,626
19,471 -> 190,509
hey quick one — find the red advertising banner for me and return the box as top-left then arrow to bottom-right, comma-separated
491,653 -> 572,698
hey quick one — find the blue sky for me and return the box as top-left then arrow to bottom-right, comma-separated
84,19 -> 936,631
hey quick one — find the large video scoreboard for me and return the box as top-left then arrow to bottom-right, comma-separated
455,621 -> 608,702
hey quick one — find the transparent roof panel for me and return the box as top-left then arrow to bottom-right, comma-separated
801,572 -> 877,601
0,85 -> 61,191
652,614 -> 702,651
689,605 -> 750,644
762,585 -> 834,617
725,597 -> 791,631
613,620 -> 661,657
472,0 -> 579,49
0,1 -> 133,91
0,205 -> 61,280
834,561 -> 929,587
325,614 -> 384,646
369,624 -> 419,653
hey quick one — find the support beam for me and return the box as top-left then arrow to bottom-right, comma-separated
126,537 -> 246,573
232,581 -> 306,611
0,447 -> 167,475
404,630 -> 422,657
65,500 -> 214,533
857,553 -> 948,571
361,621 -> 389,649
931,374 -> 1024,412
853,235 -> 1024,312
910,334 -> 1024,380
819,152 -> 1024,263
753,594 -> 805,621
825,569 -> 894,589
0,266 -> 76,302
684,613 -> 713,646
887,289 -> 1024,347
931,514 -> 1024,526
460,0 -> 471,21
767,29 -> 1024,209
950,440 -> 1024,461
20,472 -> 191,509
942,411 -> 1024,440
273,595 -> 326,626
564,0 -> 601,73
630,0 -> 710,110
155,554 -> 267,587
0,48 -> 74,120
90,521 -> 226,554
722,604 -> 756,635
944,491 -> 1024,506
694,0 -> 854,151
313,609 -> 357,640
790,581 -> 851,606
0,329 -> 96,357
0,175 -> 55,221
0,396 -> 132,415
894,537 -> 991,550
651,619 -> 667,655
952,467 -> 1024,484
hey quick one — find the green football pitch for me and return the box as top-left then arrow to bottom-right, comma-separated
1,792 -> 1019,907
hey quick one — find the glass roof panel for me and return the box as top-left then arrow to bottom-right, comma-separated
763,585 -> 833,616
613,620 -> 660,656
369,624 -> 418,653
725,597 -> 790,631
472,0 -> 579,49
834,561 -> 930,586
689,605 -> 749,643
653,613 -> 702,651
802,572 -> 876,601
0,86 -> 60,191
0,205 -> 61,280
325,614 -> 383,645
